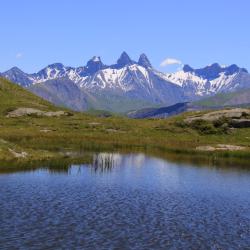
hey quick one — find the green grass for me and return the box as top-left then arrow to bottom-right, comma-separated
0,77 -> 250,167
194,92 -> 236,107
85,91 -> 157,113
194,89 -> 250,107
0,77 -> 58,113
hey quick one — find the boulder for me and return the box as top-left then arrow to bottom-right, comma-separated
231,119 -> 250,128
6,108 -> 71,118
45,111 -> 68,117
185,108 -> 250,123
6,108 -> 44,117
196,144 -> 246,151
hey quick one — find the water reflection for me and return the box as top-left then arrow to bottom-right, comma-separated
0,153 -> 250,249
91,153 -> 148,173
1,151 -> 250,175
45,164 -> 72,174
92,153 -> 118,173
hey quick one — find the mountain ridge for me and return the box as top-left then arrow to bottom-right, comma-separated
1,52 -> 250,112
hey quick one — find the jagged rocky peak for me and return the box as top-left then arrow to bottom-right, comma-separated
208,63 -> 221,69
185,63 -> 248,80
225,64 -> 248,75
240,67 -> 248,73
9,66 -> 21,71
2,66 -> 32,86
3,66 -> 27,75
86,56 -> 104,74
36,63 -> 66,78
183,64 -> 194,73
195,63 -> 222,80
46,63 -> 65,70
138,53 -> 152,68
116,51 -> 134,68
91,56 -> 101,62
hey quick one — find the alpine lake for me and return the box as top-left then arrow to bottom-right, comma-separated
0,151 -> 250,249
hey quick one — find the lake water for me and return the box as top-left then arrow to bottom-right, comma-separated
0,153 -> 250,249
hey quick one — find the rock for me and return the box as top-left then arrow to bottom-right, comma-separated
40,129 -> 52,133
6,108 -> 44,117
138,54 -> 152,68
196,144 -> 246,151
8,148 -> 28,158
0,139 -> 8,144
88,122 -> 101,126
216,144 -> 246,150
196,146 -> 216,151
86,56 -> 105,74
106,129 -> 119,132
6,108 -> 71,118
185,108 -> 250,123
45,111 -> 67,117
231,119 -> 250,128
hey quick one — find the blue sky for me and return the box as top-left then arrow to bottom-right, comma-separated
0,0 -> 249,73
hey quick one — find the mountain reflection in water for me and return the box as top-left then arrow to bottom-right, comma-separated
91,153 -> 146,173
0,152 -> 250,249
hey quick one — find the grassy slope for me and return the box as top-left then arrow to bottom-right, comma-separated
0,77 -> 250,166
194,89 -> 250,107
85,91 -> 157,113
0,78 -> 62,160
0,78 -> 58,113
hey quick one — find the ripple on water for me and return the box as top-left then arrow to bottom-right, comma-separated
0,153 -> 250,249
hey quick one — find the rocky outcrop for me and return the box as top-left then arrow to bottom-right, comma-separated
196,144 -> 246,151
184,108 -> 250,132
6,108 -> 71,118
138,54 -> 152,68
185,108 -> 250,125
231,119 -> 250,128
8,148 -> 28,158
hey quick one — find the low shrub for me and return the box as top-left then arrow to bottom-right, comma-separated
242,112 -> 250,119
213,116 -> 231,128
3,107 -> 16,116
190,119 -> 218,134
175,120 -> 187,128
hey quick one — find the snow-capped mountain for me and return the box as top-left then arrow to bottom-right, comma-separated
1,53 -> 250,112
165,63 -> 250,98
1,52 -> 185,111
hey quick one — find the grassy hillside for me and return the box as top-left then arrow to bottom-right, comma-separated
195,89 -> 250,107
85,91 -> 157,113
0,77 -> 58,114
0,77 -> 250,167
29,78 -> 89,111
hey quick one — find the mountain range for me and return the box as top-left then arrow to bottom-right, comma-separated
1,52 -> 250,112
